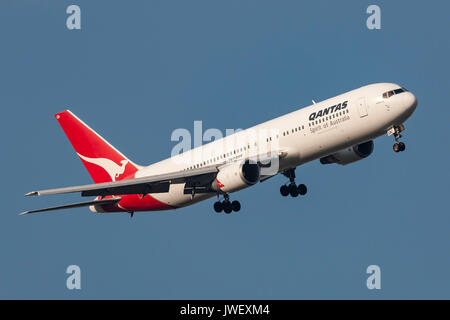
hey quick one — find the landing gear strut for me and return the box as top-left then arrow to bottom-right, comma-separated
213,193 -> 241,214
392,124 -> 406,153
280,168 -> 307,198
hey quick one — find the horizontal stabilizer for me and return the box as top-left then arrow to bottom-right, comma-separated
20,197 -> 121,215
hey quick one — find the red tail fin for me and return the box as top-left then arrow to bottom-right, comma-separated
55,110 -> 141,183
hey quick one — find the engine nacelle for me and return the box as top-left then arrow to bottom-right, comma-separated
212,160 -> 260,193
320,140 -> 374,165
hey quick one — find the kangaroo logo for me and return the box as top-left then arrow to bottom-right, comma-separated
216,179 -> 224,189
77,153 -> 129,181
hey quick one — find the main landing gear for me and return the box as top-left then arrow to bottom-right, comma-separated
392,124 -> 406,153
213,193 -> 241,214
280,168 -> 307,198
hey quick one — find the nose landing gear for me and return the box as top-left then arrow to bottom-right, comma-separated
213,193 -> 241,214
391,124 -> 406,152
280,168 -> 307,198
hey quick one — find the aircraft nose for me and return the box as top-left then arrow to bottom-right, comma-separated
404,91 -> 418,113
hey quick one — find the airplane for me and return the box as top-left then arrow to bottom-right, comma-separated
22,83 -> 418,216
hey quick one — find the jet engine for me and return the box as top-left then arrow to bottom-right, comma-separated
212,160 -> 260,193
320,140 -> 374,165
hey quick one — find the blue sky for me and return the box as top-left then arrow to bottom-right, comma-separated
1,0 -> 449,299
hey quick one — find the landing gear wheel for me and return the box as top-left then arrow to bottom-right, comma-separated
289,184 -> 299,197
298,184 -> 307,195
398,142 -> 406,152
214,201 -> 223,213
281,169 -> 307,198
231,200 -> 241,212
280,185 -> 289,197
223,201 -> 232,214
393,143 -> 400,153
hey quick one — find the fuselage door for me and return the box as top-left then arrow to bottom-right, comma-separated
357,97 -> 368,118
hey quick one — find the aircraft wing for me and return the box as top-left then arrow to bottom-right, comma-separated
25,166 -> 219,198
20,197 -> 122,215
24,149 -> 289,199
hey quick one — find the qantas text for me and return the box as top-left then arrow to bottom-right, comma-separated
309,100 -> 348,121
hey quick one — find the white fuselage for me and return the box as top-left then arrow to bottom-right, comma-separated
134,83 -> 417,208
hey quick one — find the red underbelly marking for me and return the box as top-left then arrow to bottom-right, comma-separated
117,194 -> 175,211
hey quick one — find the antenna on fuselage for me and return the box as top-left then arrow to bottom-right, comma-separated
312,99 -> 316,104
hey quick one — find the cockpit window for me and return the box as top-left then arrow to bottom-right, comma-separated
383,91 -> 393,99
382,87 -> 407,99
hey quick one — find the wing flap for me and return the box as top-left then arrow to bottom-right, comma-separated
81,181 -> 170,197
20,197 -> 122,215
